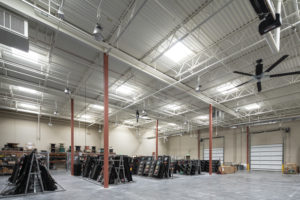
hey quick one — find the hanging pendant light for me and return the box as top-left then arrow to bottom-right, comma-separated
93,23 -> 104,41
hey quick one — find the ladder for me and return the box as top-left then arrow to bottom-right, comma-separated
115,156 -> 126,183
98,159 -> 117,184
25,151 -> 44,194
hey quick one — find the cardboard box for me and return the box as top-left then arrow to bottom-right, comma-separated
284,163 -> 298,174
219,166 -> 236,174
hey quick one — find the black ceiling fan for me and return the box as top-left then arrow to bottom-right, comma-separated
233,55 -> 300,92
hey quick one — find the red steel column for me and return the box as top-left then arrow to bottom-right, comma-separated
103,53 -> 109,188
209,104 -> 213,175
70,98 -> 74,175
247,126 -> 249,171
156,120 -> 158,160
197,130 -> 200,159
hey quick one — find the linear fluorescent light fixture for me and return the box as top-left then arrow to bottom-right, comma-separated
217,83 -> 238,95
90,104 -> 104,110
164,42 -> 193,63
168,123 -> 177,126
197,115 -> 209,120
18,103 -> 38,110
16,86 -> 40,95
164,104 -> 181,110
11,48 -> 39,64
80,114 -> 91,119
244,103 -> 260,110
124,120 -> 134,125
116,85 -> 135,96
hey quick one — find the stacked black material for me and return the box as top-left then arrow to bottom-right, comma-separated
200,160 -> 221,173
137,157 -> 146,175
137,156 -> 171,179
131,157 -> 141,175
148,160 -> 157,177
1,150 -> 58,196
173,160 -> 201,175
81,155 -> 133,185
143,157 -> 153,176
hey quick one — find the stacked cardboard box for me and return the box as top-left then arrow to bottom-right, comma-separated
219,165 -> 237,174
284,163 -> 298,174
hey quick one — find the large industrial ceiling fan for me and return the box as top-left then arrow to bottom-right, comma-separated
233,55 -> 300,92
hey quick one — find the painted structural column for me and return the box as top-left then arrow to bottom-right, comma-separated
246,126 -> 250,171
156,120 -> 158,160
103,53 -> 109,188
197,130 -> 201,159
209,104 -> 213,175
70,98 -> 74,175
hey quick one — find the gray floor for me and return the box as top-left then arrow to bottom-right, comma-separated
1,170 -> 300,200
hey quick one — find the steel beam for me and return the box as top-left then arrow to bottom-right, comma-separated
103,53 -> 109,188
156,119 -> 158,160
209,104 -> 212,175
198,130 -> 200,159
70,98 -> 74,175
0,0 -> 239,118
246,126 -> 249,171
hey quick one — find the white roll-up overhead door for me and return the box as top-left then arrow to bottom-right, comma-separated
204,148 -> 223,163
250,131 -> 283,171
202,137 -> 224,164
250,144 -> 282,171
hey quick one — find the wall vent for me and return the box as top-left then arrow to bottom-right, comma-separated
0,7 -> 29,51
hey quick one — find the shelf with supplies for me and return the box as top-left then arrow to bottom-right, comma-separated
49,152 -> 67,170
0,150 -> 31,175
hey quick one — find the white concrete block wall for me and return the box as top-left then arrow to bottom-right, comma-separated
0,114 -> 167,156
1,112 -> 300,165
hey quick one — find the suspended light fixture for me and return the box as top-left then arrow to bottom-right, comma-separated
57,0 -> 64,19
93,0 -> 104,41
93,23 -> 104,41
48,117 -> 53,127
98,124 -> 102,133
64,87 -> 71,95
195,75 -> 202,92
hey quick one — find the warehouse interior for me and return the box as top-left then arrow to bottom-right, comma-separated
0,0 -> 300,199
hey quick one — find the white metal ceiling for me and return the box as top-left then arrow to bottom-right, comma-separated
0,0 -> 300,137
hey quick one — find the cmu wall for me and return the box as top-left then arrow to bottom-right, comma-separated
1,111 -> 299,164
108,126 -> 167,156
0,115 -> 100,151
166,120 -> 300,166
0,113 -> 167,156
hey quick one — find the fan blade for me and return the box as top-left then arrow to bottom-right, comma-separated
236,79 -> 253,87
257,82 -> 262,92
269,71 -> 300,78
233,71 -> 253,76
256,63 -> 263,76
264,55 -> 289,72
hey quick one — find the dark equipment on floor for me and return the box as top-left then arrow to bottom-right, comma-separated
173,160 -> 201,175
81,155 -> 133,185
136,156 -> 172,179
200,160 -> 220,173
0,150 -> 59,197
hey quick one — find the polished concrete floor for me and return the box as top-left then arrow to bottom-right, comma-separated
1,170 -> 300,199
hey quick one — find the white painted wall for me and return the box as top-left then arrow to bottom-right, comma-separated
0,113 -> 167,156
1,111 -> 299,165
0,115 -> 101,151
166,120 -> 300,166
107,126 -> 167,156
